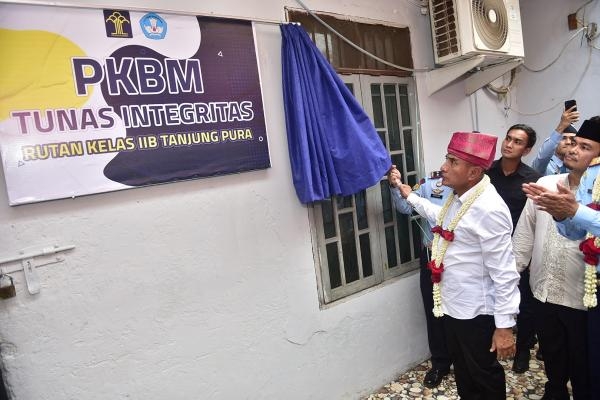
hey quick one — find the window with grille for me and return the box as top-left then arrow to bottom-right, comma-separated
288,11 -> 423,303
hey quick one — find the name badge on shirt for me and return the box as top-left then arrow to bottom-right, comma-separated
431,188 -> 444,199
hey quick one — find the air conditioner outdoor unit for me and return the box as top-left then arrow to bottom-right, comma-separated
429,0 -> 524,65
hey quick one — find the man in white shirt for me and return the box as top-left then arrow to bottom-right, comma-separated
390,131 -> 520,400
513,128 -> 597,400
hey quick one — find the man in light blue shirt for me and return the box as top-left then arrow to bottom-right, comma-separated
388,166 -> 452,388
531,106 -> 579,176
555,161 -> 600,239
524,118 -> 600,239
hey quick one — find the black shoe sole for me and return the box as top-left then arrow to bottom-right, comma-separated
422,371 -> 450,388
511,366 -> 529,374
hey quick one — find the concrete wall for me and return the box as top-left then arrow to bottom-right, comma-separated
517,0 -> 600,161
1,0 -> 597,399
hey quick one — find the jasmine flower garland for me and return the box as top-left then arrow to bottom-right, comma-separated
429,175 -> 490,317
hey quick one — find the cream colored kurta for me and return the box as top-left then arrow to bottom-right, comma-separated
512,173 -> 586,310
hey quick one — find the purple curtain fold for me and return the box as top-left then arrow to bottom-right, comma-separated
280,24 -> 391,204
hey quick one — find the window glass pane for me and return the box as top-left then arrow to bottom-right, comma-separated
404,128 -> 415,171
339,213 -> 359,283
315,32 -> 328,58
399,85 -> 411,126
380,181 -> 393,223
374,34 -> 386,70
321,199 -> 336,239
398,85 -> 408,95
331,34 -> 343,69
328,34 -> 339,67
385,226 -> 398,268
326,243 -> 342,288
396,212 -> 411,263
384,85 -> 402,151
407,174 -> 417,188
364,31 -> 376,69
384,36 -> 394,64
377,130 -> 386,148
360,233 -> 373,277
391,154 -> 404,172
371,84 -> 384,128
355,190 -> 368,230
345,83 -> 354,95
337,195 -> 353,210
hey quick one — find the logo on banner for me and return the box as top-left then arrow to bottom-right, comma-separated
140,13 -> 167,40
104,10 -> 132,38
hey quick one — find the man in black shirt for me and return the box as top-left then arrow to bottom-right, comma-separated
487,124 -> 542,373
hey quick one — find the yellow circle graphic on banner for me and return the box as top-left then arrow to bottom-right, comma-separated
0,28 -> 91,121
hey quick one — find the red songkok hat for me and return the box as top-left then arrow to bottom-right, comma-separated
447,131 -> 498,169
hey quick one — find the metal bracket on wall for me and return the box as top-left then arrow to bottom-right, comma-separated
426,55 -> 486,95
426,55 -> 524,96
464,58 -> 523,95
0,245 -> 75,294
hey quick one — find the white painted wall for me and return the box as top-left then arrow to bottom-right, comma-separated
516,0 -> 600,164
1,0 -> 597,399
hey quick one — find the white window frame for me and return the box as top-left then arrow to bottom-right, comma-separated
310,74 -> 423,305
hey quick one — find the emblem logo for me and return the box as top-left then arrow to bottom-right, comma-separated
140,13 -> 167,40
104,10 -> 132,38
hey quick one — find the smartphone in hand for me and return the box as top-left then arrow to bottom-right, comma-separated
565,99 -> 577,111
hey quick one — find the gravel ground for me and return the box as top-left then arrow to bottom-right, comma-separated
365,345 -> 563,400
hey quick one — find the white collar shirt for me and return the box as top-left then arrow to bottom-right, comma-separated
512,174 -> 586,310
407,178 -> 520,328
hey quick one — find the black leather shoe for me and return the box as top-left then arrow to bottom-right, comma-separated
512,351 -> 530,373
423,368 -> 449,388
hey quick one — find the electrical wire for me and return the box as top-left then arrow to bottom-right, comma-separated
575,0 -> 595,15
293,0 -> 596,102
509,1 -> 596,115
574,0 -> 596,35
293,0 -> 432,73
522,27 -> 586,72
507,45 -> 593,116
485,68 -> 516,95
413,218 -> 431,247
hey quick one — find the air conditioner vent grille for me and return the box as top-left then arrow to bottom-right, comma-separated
431,0 -> 459,59
472,0 -> 509,50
